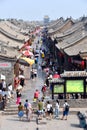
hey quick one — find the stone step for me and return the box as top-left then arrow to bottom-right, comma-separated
3,98 -> 87,116
4,108 -> 18,111
2,110 -> 79,116
2,105 -> 83,115
5,104 -> 17,108
2,111 -> 18,115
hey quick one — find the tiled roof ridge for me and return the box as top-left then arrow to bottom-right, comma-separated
48,18 -> 74,35
47,17 -> 64,29
63,31 -> 87,50
0,27 -> 24,43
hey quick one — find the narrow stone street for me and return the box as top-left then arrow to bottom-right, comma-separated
21,36 -> 47,102
21,65 -> 46,103
0,37 -> 87,130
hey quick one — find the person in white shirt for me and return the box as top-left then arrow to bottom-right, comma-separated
46,101 -> 53,119
2,79 -> 6,91
8,83 -> 13,99
33,69 -> 37,78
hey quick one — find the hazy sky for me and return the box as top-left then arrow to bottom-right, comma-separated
0,0 -> 87,21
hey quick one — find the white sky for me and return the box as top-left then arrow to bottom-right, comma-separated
0,0 -> 87,21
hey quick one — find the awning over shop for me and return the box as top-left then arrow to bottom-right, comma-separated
20,57 -> 35,65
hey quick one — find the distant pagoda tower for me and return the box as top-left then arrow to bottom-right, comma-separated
44,15 -> 50,25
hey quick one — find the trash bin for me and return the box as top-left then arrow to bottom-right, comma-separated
77,111 -> 86,128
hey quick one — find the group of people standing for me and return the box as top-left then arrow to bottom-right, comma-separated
34,98 -> 70,121
46,99 -> 69,120
17,94 -> 70,122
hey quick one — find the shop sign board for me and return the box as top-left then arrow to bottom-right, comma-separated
0,62 -> 11,68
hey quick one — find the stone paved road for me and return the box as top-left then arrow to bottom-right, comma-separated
0,114 -> 85,130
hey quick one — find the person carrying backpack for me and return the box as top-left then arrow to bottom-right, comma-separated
61,100 -> 70,120
46,101 -> 53,120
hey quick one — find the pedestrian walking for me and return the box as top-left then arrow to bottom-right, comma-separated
61,100 -> 70,120
18,102 -> 24,120
8,83 -> 13,99
38,64 -> 41,70
2,94 -> 8,110
42,98 -> 46,117
46,101 -> 53,120
16,89 -> 22,105
37,100 -> 44,120
2,79 -> 7,91
41,84 -> 47,97
20,78 -> 25,87
33,68 -> 37,78
34,89 -> 40,100
24,99 -> 33,121
30,69 -> 34,79
54,100 -> 60,118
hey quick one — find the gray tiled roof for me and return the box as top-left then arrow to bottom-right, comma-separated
47,17 -> 64,31
0,44 -> 21,58
0,21 -> 27,41
64,36 -> 87,56
48,18 -> 74,35
0,21 -> 28,59
55,21 -> 83,38
0,33 -> 23,49
56,24 -> 87,56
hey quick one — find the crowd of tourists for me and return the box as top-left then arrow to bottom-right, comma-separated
16,55 -> 70,122
0,37 -> 70,122
17,98 -> 70,121
16,38 -> 70,122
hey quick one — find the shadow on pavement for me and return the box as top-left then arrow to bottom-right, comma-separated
6,116 -> 37,123
71,123 -> 81,128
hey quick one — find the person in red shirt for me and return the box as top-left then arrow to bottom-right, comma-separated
34,89 -> 39,100
41,84 -> 47,97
